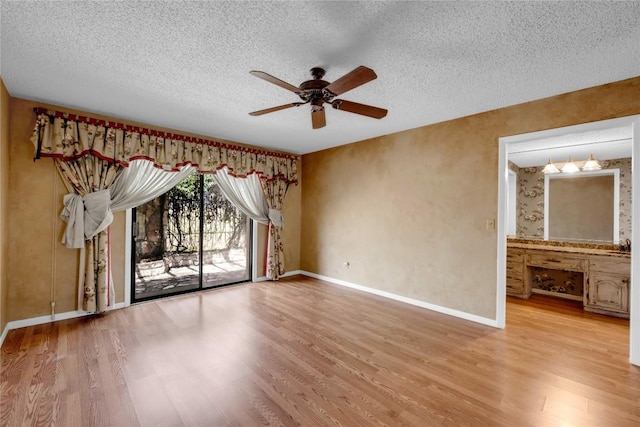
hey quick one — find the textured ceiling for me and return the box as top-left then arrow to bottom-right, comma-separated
1,1 -> 639,155
508,126 -> 632,167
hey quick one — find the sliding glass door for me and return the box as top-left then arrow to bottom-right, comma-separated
132,174 -> 251,302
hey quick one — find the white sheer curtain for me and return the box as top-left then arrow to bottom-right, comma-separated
110,159 -> 194,211
213,167 -> 293,280
213,167 -> 269,224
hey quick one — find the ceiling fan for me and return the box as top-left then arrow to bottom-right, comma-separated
249,66 -> 387,129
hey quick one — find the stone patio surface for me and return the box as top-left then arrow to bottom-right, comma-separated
135,248 -> 249,299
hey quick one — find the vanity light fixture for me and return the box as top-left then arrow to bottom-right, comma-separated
542,158 -> 561,174
582,153 -> 602,171
561,157 -> 580,173
542,154 -> 604,174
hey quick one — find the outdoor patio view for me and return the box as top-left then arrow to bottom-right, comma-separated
133,174 -> 251,300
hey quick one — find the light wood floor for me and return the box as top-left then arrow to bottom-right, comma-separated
1,276 -> 638,426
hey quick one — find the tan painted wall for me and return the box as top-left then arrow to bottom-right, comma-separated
301,76 -> 640,319
282,177 -> 301,273
0,78 -> 10,334
7,97 -> 301,322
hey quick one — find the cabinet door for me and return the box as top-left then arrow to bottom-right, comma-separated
587,272 -> 629,314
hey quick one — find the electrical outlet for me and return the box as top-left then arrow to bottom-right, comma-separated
486,219 -> 496,231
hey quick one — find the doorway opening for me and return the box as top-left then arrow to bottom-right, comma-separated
498,115 -> 640,366
131,174 -> 251,302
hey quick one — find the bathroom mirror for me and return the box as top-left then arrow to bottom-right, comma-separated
544,169 -> 619,243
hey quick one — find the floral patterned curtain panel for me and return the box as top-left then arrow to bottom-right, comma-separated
30,109 -> 298,312
55,157 -> 122,312
261,178 -> 290,280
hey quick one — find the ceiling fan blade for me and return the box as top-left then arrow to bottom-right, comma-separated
311,108 -> 326,129
332,100 -> 387,119
323,66 -> 377,96
249,102 -> 304,116
250,71 -> 302,94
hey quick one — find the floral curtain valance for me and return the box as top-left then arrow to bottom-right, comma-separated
31,109 -> 298,183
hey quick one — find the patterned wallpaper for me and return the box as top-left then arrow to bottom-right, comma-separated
514,158 -> 632,242
516,166 -> 546,238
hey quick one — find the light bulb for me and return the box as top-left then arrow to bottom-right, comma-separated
561,158 -> 579,173
542,159 -> 560,174
582,154 -> 602,171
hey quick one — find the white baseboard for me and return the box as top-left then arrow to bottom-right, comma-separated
253,270 -> 302,283
299,271 -> 499,328
281,270 -> 302,278
0,324 -> 8,348
0,302 -> 126,348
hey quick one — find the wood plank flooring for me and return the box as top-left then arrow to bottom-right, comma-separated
1,275 -> 638,426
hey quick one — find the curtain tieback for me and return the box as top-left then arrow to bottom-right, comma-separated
61,193 -> 86,248
60,190 -> 114,249
268,208 -> 283,228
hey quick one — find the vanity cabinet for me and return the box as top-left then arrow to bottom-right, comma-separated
507,241 -> 630,318
585,257 -> 630,317
506,248 -> 526,296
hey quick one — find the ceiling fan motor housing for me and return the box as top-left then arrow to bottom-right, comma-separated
299,69 -> 334,106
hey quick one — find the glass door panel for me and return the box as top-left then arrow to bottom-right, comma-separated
133,175 -> 201,300
132,174 -> 251,302
202,176 -> 251,288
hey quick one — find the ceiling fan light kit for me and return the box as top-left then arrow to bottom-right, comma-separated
249,66 -> 388,129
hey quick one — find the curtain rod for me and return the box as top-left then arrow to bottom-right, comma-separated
33,107 -> 299,160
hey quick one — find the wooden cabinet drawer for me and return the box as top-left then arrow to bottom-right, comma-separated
589,256 -> 630,275
528,252 -> 584,272
506,277 -> 524,294
507,249 -> 524,263
507,248 -> 524,279
506,265 -> 523,282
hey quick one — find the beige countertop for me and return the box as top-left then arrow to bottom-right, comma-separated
507,237 -> 631,258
